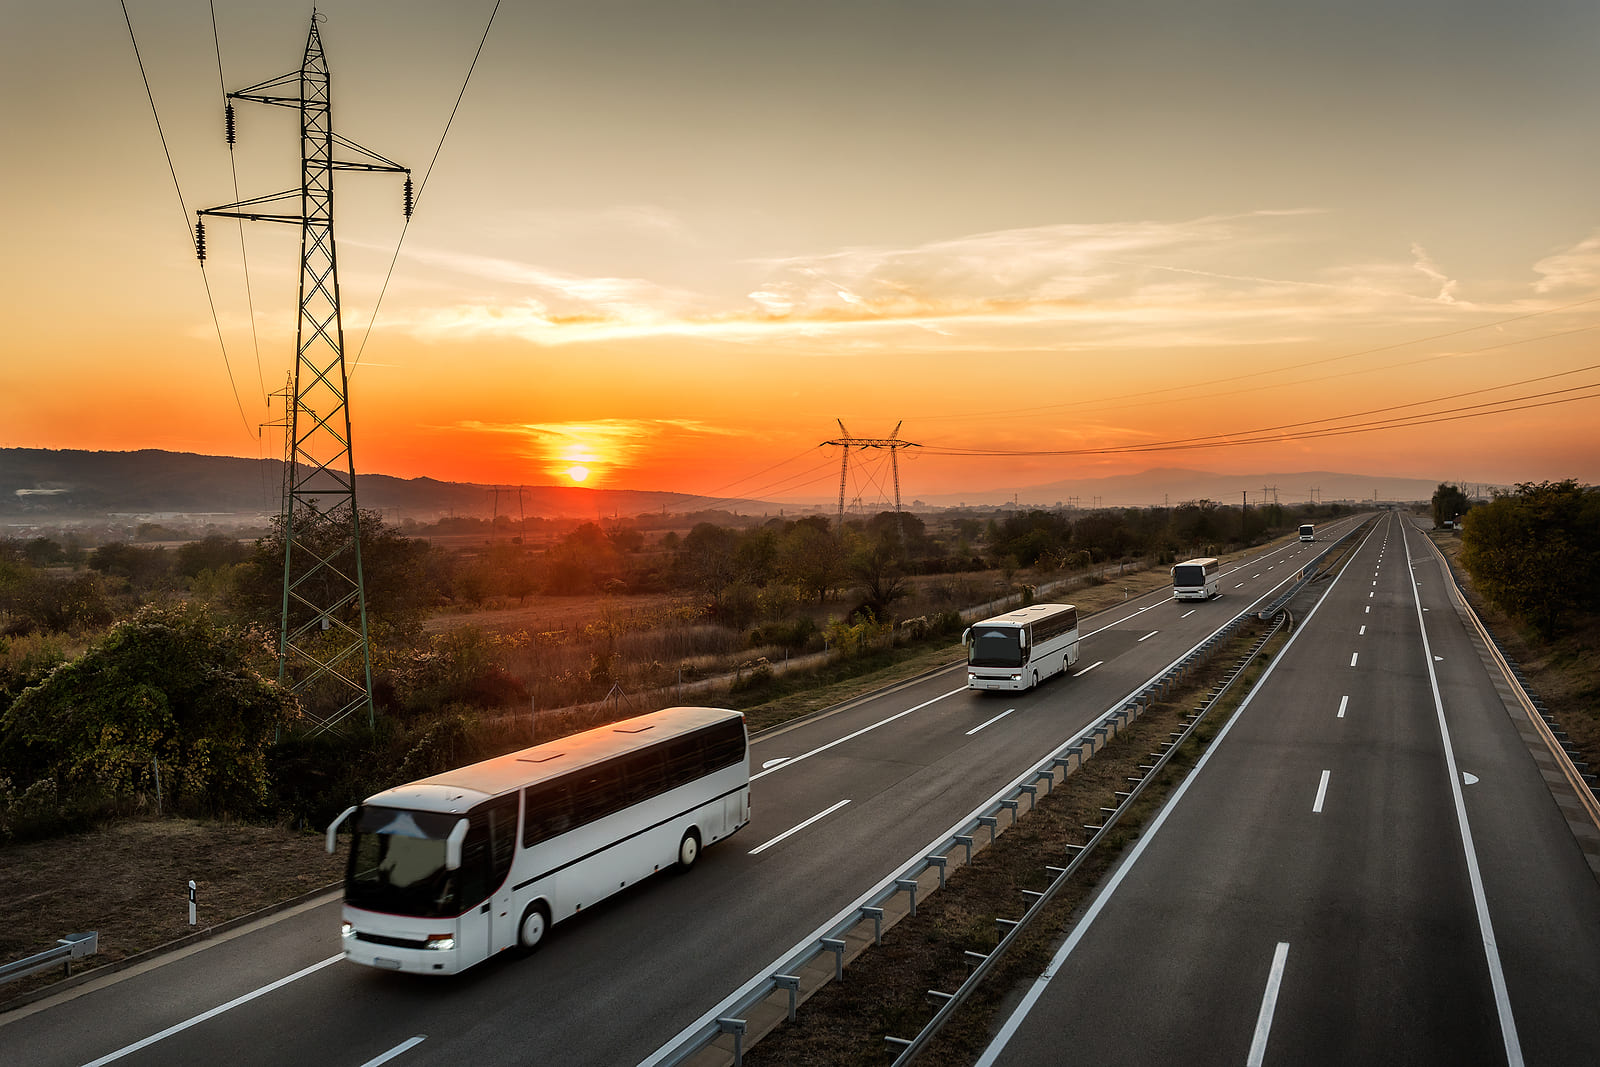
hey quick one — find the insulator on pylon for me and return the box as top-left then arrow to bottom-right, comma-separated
195,218 -> 207,262
402,175 -> 414,218
225,102 -> 236,145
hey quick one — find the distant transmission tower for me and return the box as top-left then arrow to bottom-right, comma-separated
197,13 -> 411,734
823,420 -> 919,522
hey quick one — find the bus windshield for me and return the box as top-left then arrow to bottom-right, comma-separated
968,627 -> 1024,668
346,806 -> 463,919
1173,564 -> 1207,586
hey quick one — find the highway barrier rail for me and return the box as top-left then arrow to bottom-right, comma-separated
648,596 -> 1295,1067
0,932 -> 98,987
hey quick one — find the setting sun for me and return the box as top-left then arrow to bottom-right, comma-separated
565,465 -> 589,482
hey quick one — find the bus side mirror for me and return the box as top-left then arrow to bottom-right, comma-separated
325,805 -> 357,854
960,628 -> 972,648
445,818 -> 469,871
1019,630 -> 1028,648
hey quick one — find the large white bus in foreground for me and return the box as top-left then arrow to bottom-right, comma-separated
1172,557 -> 1221,600
325,706 -> 750,974
962,603 -> 1080,691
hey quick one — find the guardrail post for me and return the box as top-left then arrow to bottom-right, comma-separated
926,855 -> 948,889
861,906 -> 884,944
773,974 -> 801,1021
954,834 -> 974,863
896,878 -> 920,916
716,1017 -> 747,1066
977,814 -> 999,843
821,938 -> 846,981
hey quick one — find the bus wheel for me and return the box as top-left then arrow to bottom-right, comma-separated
518,902 -> 549,952
678,829 -> 701,871
1032,671 -> 1039,689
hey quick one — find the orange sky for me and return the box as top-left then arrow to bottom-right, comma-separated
5,2 -> 1599,506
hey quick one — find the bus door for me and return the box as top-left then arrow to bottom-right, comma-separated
459,796 -> 521,959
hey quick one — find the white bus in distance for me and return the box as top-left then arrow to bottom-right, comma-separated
1172,557 -> 1221,600
1299,524 -> 1315,542
325,706 -> 750,975
962,603 -> 1080,691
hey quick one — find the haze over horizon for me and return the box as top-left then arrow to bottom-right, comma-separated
5,1 -> 1599,507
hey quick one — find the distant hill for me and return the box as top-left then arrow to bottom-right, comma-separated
918,466 -> 1460,508
0,448 -> 760,525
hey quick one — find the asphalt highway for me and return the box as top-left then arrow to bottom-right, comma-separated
1,520 -> 1365,1067
978,512 -> 1600,1067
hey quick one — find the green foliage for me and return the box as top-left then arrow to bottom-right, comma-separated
0,604 -> 295,828
1432,483 -> 1470,528
1459,480 -> 1600,638
1,572 -> 115,635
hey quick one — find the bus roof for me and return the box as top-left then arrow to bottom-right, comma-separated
969,603 -> 1077,628
1174,557 -> 1219,568
362,706 -> 744,815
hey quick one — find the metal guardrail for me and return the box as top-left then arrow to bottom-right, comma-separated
1417,523 -> 1600,822
0,932 -> 98,986
1255,518 -> 1372,620
648,592 -> 1287,1067
884,610 -> 1289,1065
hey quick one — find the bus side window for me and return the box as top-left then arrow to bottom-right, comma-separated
523,778 -> 575,847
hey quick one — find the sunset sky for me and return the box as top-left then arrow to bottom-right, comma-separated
5,1 -> 1600,506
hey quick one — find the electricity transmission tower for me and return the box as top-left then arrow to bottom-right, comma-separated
823,420 -> 919,523
197,13 -> 411,734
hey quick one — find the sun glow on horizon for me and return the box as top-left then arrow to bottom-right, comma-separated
566,465 -> 590,482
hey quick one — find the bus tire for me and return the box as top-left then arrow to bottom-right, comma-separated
1032,670 -> 1039,689
518,902 -> 550,952
677,829 -> 701,871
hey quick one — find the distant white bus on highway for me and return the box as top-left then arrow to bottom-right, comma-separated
325,706 -> 750,974
962,603 -> 1080,691
1172,557 -> 1221,600
1299,524 -> 1315,542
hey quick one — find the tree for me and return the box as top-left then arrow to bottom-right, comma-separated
778,522 -> 846,603
1432,483 -> 1470,528
1459,480 -> 1599,638
0,604 -> 296,818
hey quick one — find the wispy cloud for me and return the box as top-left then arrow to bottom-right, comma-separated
387,211 -> 1550,350
1532,231 -> 1600,294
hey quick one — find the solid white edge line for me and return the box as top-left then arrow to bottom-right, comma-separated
360,1036 -> 427,1067
974,517 -> 1378,1067
644,520 -> 1372,1067
751,688 -> 965,781
1400,519 -> 1523,1065
966,708 -> 1015,736
80,955 -> 342,1066
1246,943 -> 1291,1067
1312,770 -> 1330,813
748,799 -> 851,855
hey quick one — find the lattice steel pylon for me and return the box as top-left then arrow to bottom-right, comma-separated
197,12 -> 411,734
822,420 -> 919,523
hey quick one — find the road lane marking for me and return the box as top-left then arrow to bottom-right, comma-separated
761,758 -> 789,770
1349,652 -> 1359,667
1236,583 -> 1245,588
80,955 -> 342,1066
1464,772 -> 1480,785
1181,609 -> 1196,618
1359,625 -> 1366,635
1403,521 -> 1523,1063
361,1037 -> 427,1067
748,799 -> 851,854
1073,660 -> 1102,677
1337,695 -> 1348,719
1313,770 -> 1331,813
1369,591 -> 1374,598
1365,606 -> 1370,613
1138,630 -> 1159,642
1246,942 -> 1291,1067
751,687 -> 964,781
966,708 -> 1015,736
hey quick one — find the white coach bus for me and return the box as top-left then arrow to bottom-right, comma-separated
962,603 -> 1080,692
1172,557 -> 1221,600
325,706 -> 750,974
1299,524 -> 1315,542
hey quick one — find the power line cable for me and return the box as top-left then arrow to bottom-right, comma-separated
121,0 -> 254,439
351,0 -> 502,374
210,0 -> 266,404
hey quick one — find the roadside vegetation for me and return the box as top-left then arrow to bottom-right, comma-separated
1431,478 -> 1600,784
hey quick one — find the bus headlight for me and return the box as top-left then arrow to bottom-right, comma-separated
341,922 -> 354,939
423,934 -> 455,951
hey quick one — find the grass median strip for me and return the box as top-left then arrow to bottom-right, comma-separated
744,618 -> 1290,1067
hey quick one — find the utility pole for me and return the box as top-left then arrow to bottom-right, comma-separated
823,420 -> 919,525
197,13 -> 410,734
